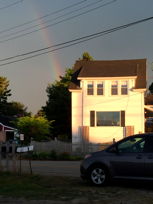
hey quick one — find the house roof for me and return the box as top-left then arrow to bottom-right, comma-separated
69,59 -> 146,90
0,115 -> 16,129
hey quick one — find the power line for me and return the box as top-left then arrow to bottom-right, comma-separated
0,0 -> 23,11
0,15 -> 152,66
0,0 -> 108,39
0,0 -> 87,35
0,0 -> 116,43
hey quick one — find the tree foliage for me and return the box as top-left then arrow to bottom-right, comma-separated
5,101 -> 30,117
0,76 -> 11,114
0,76 -> 29,116
80,52 -> 94,61
42,52 -> 93,140
0,76 -> 11,103
42,68 -> 72,139
149,82 -> 153,94
16,116 -> 51,144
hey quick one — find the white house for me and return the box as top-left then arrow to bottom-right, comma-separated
69,59 -> 146,148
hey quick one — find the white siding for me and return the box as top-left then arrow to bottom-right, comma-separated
71,78 -> 145,144
71,91 -> 82,144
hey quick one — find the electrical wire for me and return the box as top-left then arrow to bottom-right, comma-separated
0,16 -> 153,66
0,0 -> 116,43
0,0 -> 109,39
0,0 -> 87,35
0,0 -> 23,11
0,15 -> 152,66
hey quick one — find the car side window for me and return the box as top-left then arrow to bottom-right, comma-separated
117,137 -> 145,153
143,137 -> 153,153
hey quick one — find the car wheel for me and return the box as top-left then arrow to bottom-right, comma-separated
89,165 -> 108,186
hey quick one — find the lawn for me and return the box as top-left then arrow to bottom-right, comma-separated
0,172 -> 153,203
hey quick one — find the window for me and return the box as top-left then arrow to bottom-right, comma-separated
121,81 -> 128,95
97,81 -> 104,95
87,81 -> 94,95
90,111 -> 95,127
111,81 -> 118,95
117,137 -> 145,153
96,111 -> 120,126
143,137 -> 153,153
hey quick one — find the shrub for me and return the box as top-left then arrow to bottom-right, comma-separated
49,150 -> 57,160
21,151 -> 83,161
58,152 -> 71,160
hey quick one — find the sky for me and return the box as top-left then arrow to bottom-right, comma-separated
0,0 -> 153,114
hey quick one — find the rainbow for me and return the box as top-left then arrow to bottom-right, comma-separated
30,2 -> 63,81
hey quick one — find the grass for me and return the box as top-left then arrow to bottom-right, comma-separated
0,172 -> 153,203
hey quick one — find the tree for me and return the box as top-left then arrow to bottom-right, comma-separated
149,82 -> 153,94
0,76 -> 11,103
80,52 -> 94,61
16,116 -> 51,144
0,76 -> 11,114
42,68 -> 73,140
5,101 -> 31,117
42,52 -> 94,140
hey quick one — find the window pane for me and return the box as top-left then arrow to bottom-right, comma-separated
87,82 -> 94,95
121,81 -> 128,95
97,82 -> 103,95
111,81 -> 118,95
118,137 -> 144,153
97,111 -> 120,126
143,137 -> 153,153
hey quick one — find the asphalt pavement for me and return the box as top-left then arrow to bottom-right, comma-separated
1,160 -> 81,177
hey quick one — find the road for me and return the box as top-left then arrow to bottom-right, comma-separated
2,160 -> 81,177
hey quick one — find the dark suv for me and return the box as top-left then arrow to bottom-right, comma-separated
80,133 -> 153,186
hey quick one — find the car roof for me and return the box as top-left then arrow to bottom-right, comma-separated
130,133 -> 153,137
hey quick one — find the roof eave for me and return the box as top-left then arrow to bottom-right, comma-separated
78,76 -> 137,80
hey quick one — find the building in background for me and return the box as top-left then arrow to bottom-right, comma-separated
69,59 -> 146,150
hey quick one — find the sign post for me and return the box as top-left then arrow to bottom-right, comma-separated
17,134 -> 33,175
19,134 -> 24,175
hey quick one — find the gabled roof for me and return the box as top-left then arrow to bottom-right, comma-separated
69,59 -> 146,90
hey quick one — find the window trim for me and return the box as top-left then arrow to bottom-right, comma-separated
111,81 -> 118,95
97,81 -> 104,95
121,81 -> 128,95
90,110 -> 125,127
87,81 -> 94,95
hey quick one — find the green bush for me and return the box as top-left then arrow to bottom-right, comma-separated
21,151 -> 83,161
58,152 -> 71,160
49,150 -> 57,160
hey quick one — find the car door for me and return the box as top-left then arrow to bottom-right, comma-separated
143,136 -> 153,178
108,135 -> 145,178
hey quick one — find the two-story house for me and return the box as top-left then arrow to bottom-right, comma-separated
69,59 -> 146,150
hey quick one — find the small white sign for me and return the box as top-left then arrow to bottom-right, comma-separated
16,145 -> 34,153
20,134 -> 24,141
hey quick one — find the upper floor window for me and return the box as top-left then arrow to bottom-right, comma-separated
111,81 -> 118,95
97,81 -> 104,95
87,81 -> 94,95
121,81 -> 128,95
